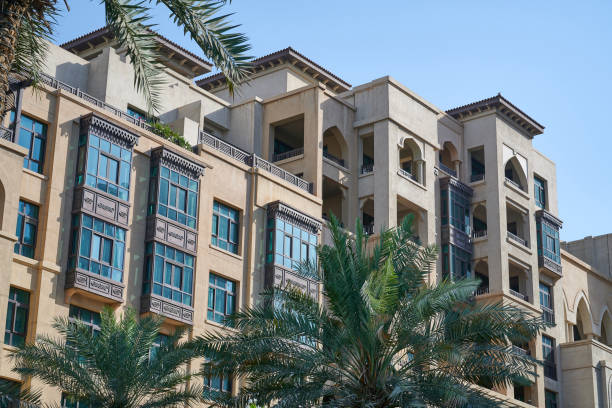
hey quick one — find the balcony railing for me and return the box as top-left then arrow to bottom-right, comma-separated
273,147 -> 304,162
474,286 -> 490,296
39,72 -> 156,134
470,173 -> 485,182
473,229 -> 487,239
198,131 -> 312,193
507,231 -> 528,247
439,162 -> 457,177
511,345 -> 530,356
509,288 -> 528,302
542,305 -> 555,325
323,150 -> 345,167
363,223 -> 374,235
398,168 -> 417,182
504,177 -> 523,191
360,163 -> 374,174
0,125 -> 13,142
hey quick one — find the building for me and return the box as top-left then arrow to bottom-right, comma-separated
0,28 -> 610,407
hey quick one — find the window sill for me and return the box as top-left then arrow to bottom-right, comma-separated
205,318 -> 238,333
12,253 -> 40,268
323,157 -> 350,173
504,179 -> 530,199
22,168 -> 48,181
209,244 -> 243,260
3,344 -> 19,353
469,179 -> 485,187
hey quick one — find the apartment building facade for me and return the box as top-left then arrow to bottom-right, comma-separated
0,28 -> 610,407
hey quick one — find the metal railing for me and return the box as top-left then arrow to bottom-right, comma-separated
273,147 -> 303,162
323,150 -> 345,167
507,231 -> 528,247
504,177 -> 523,191
474,286 -> 490,296
473,229 -> 487,239
511,345 -> 530,356
439,162 -> 457,177
0,125 -> 13,142
199,131 -> 250,164
363,224 -> 374,235
470,173 -> 485,182
360,163 -> 374,174
39,72 -> 156,134
398,168 -> 418,182
509,289 -> 528,302
542,306 -> 555,325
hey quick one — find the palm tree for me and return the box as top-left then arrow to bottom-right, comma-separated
196,215 -> 548,407
10,307 -> 202,408
0,0 -> 251,116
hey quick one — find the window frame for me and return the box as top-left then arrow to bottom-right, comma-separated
207,273 -> 237,324
542,335 -> 557,380
4,287 -> 30,347
68,305 -> 101,335
204,374 -> 232,394
14,200 -> 39,258
143,242 -> 194,307
269,218 -> 317,271
539,282 -> 552,309
69,214 -> 126,283
16,114 -> 47,173
211,201 -> 240,254
152,165 -> 199,229
534,175 -> 547,209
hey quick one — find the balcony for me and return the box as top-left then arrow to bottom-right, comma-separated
274,147 -> 303,162
542,305 -> 555,326
360,163 -> 374,174
474,286 -> 490,296
509,289 -> 528,302
470,173 -> 485,183
363,223 -> 374,235
398,168 -> 417,182
473,229 -> 487,239
439,162 -> 457,177
507,231 -> 528,247
323,150 -> 345,168
505,177 -> 522,191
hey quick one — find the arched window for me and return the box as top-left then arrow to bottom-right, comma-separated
439,141 -> 458,176
399,138 -> 423,184
504,157 -> 527,191
323,126 -> 348,168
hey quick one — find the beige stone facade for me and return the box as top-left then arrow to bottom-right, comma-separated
0,31 -> 610,408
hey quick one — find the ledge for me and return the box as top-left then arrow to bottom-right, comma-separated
506,236 -> 533,255
140,293 -> 194,325
273,153 -> 304,166
504,179 -> 530,200
397,170 -> 427,191
22,168 -> 48,181
0,230 -> 18,242
323,156 -> 350,173
209,243 -> 243,261
12,254 -> 40,268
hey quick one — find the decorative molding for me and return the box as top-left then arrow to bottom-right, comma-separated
65,269 -> 124,302
73,186 -> 130,227
146,216 -> 198,254
535,209 -> 563,229
151,146 -> 205,179
440,176 -> 473,197
441,225 -> 472,254
267,201 -> 322,233
80,113 -> 139,148
539,255 -> 563,277
140,294 -> 194,325
265,264 -> 319,301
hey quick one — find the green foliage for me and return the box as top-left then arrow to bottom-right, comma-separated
194,214 -> 549,408
10,307 -> 202,408
151,121 -> 192,150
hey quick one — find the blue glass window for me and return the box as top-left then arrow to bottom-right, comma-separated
204,374 -> 232,394
68,305 -> 101,335
17,115 -> 46,173
270,219 -> 317,271
127,106 -> 147,122
14,200 -> 38,258
4,287 -> 29,347
534,176 -> 547,209
211,201 -> 239,254
69,214 -> 126,282
143,242 -> 194,306
207,273 -> 236,324
537,220 -> 560,264
154,166 -> 199,229
79,134 -> 132,201
441,244 -> 471,281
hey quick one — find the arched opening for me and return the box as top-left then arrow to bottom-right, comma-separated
361,197 -> 375,235
504,157 -> 527,191
323,126 -> 347,168
399,138 -> 423,184
439,141 -> 458,176
474,260 -> 489,296
508,261 -> 531,303
600,310 -> 612,346
574,297 -> 593,341
473,204 -> 487,238
271,115 -> 304,162
322,177 -> 346,227
396,196 -> 424,243
361,133 -> 374,174
506,202 -> 528,247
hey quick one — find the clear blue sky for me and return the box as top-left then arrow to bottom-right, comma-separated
54,0 -> 612,241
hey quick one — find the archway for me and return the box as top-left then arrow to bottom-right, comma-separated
399,138 -> 423,184
439,141 -> 458,175
323,126 -> 348,168
600,310 -> 612,346
504,157 -> 527,191
574,297 -> 594,340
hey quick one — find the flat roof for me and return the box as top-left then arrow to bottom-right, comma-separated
60,27 -> 213,78
447,93 -> 544,137
196,47 -> 351,93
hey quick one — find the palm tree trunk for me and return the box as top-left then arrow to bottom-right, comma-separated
0,1 -> 28,117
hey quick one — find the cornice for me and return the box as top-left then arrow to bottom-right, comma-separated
440,176 -> 473,197
536,209 -> 563,228
151,146 -> 206,178
80,113 -> 139,148
267,201 -> 322,233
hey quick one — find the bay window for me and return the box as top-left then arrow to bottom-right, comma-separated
143,242 -> 194,307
